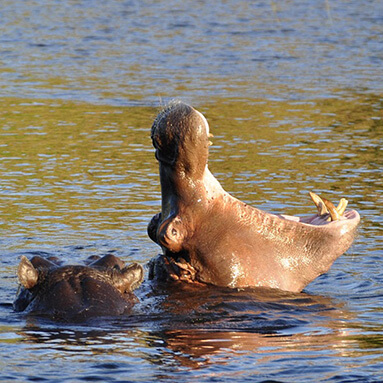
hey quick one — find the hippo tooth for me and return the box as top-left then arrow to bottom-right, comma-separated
336,198 -> 348,216
322,197 -> 341,221
309,192 -> 329,215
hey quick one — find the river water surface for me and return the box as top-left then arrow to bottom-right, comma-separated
1,1 -> 383,382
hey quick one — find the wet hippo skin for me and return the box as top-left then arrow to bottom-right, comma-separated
14,254 -> 144,321
148,102 -> 360,292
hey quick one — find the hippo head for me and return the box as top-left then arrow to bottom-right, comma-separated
148,102 -> 360,292
14,254 -> 144,320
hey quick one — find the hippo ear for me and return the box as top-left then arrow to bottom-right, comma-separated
114,263 -> 144,293
158,215 -> 186,253
18,256 -> 39,289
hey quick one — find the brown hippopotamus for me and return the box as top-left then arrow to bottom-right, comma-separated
148,101 -> 360,292
14,254 -> 144,320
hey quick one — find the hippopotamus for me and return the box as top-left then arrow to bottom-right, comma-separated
148,101 -> 360,292
14,254 -> 144,321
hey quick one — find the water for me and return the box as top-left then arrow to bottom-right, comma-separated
0,1 -> 382,382
1,0 -> 382,104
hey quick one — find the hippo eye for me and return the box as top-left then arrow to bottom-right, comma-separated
171,228 -> 177,236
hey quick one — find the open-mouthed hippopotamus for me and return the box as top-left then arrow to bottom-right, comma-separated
14,254 -> 144,321
147,101 -> 360,292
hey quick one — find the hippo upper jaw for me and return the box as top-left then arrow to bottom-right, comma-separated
151,102 -> 211,180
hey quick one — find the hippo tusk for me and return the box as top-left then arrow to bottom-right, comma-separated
309,192 -> 328,215
322,197 -> 341,221
336,198 -> 348,216
309,192 -> 348,221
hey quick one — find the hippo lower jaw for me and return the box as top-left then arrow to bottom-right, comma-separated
149,163 -> 360,292
148,102 -> 360,292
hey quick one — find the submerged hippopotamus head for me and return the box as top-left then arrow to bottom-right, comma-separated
148,101 -> 360,292
14,254 -> 144,321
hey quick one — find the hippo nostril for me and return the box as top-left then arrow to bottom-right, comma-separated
157,215 -> 186,253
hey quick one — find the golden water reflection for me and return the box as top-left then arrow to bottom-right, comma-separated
0,94 -> 381,253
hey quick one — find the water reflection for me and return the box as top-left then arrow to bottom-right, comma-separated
15,283 -> 361,376
161,328 -> 355,369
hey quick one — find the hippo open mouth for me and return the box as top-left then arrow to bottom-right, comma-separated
147,101 -> 360,293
